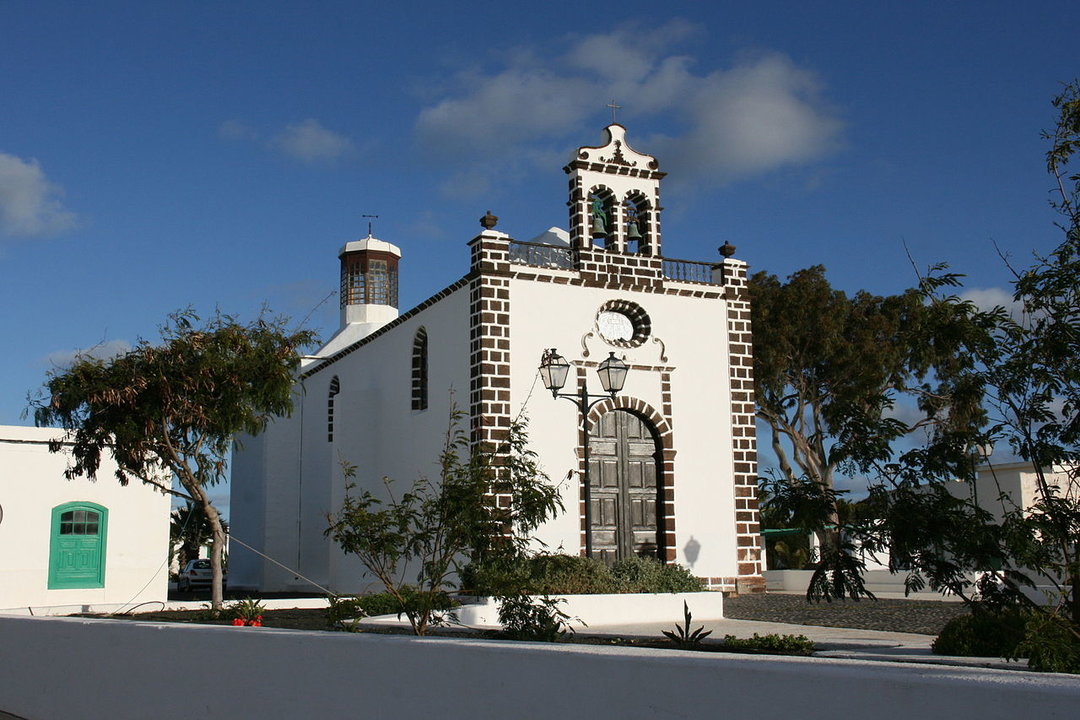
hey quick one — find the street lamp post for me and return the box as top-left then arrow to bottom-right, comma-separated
539,348 -> 629,558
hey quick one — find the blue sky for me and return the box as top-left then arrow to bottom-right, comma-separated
3,1 -> 1077,509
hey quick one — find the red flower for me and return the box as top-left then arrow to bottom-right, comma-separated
232,618 -> 245,626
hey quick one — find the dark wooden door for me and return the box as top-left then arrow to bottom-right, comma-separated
589,410 -> 660,562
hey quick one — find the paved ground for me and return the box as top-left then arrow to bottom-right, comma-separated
724,592 -> 969,635
574,592 -> 1021,670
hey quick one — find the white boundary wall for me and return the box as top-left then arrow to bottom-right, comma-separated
450,592 -> 723,628
1,615 -> 1078,720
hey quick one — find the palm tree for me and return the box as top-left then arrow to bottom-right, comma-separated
171,501 -> 227,573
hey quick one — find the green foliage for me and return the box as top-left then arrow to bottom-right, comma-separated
497,594 -> 574,642
32,309 -> 315,610
750,266 -> 985,602
609,556 -> 705,593
228,598 -> 266,623
721,633 -> 815,655
325,408 -> 563,636
463,553 -> 617,596
1020,612 -> 1080,673
661,601 -> 712,649
931,609 -> 1029,658
463,553 -> 702,596
326,590 -> 454,631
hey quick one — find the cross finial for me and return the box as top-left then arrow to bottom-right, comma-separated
607,100 -> 622,124
362,214 -> 379,237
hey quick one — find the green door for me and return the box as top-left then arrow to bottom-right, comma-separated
49,502 -> 108,589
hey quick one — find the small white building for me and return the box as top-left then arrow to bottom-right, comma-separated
231,124 -> 764,594
0,425 -> 171,613
947,460 -> 1078,522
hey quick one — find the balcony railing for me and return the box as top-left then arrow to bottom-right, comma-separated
662,258 -> 721,285
508,241 -> 574,270
508,240 -> 722,285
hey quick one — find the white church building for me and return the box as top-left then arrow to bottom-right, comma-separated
230,125 -> 764,594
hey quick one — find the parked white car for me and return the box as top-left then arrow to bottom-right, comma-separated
177,559 -> 227,593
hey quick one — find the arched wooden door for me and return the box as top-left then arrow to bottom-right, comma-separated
589,409 -> 661,562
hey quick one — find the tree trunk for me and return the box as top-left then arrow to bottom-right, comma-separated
190,483 -> 227,611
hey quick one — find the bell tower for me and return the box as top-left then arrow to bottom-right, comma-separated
564,124 -> 666,256
338,232 -> 401,329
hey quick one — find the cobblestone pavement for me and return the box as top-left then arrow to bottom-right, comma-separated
724,592 -> 970,636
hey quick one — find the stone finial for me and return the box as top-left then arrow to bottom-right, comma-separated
719,241 -> 737,258
480,210 -> 499,230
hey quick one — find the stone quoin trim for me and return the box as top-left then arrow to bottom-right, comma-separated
467,232 -> 515,522
724,260 -> 764,593
577,371 -> 678,563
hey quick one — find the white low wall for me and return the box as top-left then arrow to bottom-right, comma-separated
765,570 -> 1060,603
450,592 -> 723,628
1,615 -> 1078,720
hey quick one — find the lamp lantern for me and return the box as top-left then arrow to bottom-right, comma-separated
596,352 -> 628,396
539,348 -> 571,396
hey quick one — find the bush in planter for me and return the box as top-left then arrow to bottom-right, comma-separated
610,556 -> 705,593
462,553 -> 703,596
931,608 -> 1029,658
462,553 -> 617,596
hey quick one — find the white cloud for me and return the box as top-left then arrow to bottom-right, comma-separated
961,287 -> 1025,318
646,53 -> 843,182
44,339 -> 131,369
414,21 -> 842,190
273,119 -> 355,164
0,152 -> 77,237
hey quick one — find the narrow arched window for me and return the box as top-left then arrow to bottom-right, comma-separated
411,328 -> 428,411
328,376 -> 340,442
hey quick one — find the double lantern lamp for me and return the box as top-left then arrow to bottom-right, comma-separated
539,349 -> 628,398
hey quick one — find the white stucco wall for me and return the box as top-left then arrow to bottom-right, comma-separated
2,615 -> 1078,720
0,426 -> 170,612
231,284 -> 473,594
510,279 -> 737,578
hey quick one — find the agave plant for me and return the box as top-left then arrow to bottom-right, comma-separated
662,601 -> 712,650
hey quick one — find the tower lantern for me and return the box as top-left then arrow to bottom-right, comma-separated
338,232 -> 401,329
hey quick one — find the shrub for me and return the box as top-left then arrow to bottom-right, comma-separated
327,589 -> 455,630
931,609 -> 1028,658
610,556 -> 705,593
721,633 -> 815,655
1019,613 -> 1080,674
462,554 -> 702,596
498,594 -> 574,642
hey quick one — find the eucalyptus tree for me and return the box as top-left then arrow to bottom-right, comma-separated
750,265 -> 984,598
34,310 -> 315,610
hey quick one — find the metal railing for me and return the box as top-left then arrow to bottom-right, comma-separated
662,258 -> 721,285
507,240 -> 722,285
508,241 -> 574,270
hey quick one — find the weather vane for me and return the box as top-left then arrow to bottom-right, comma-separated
362,214 -> 379,237
607,100 -> 622,124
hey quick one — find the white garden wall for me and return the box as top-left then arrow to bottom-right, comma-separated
0,615 -> 1077,720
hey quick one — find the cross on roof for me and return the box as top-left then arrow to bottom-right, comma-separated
607,100 -> 622,124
